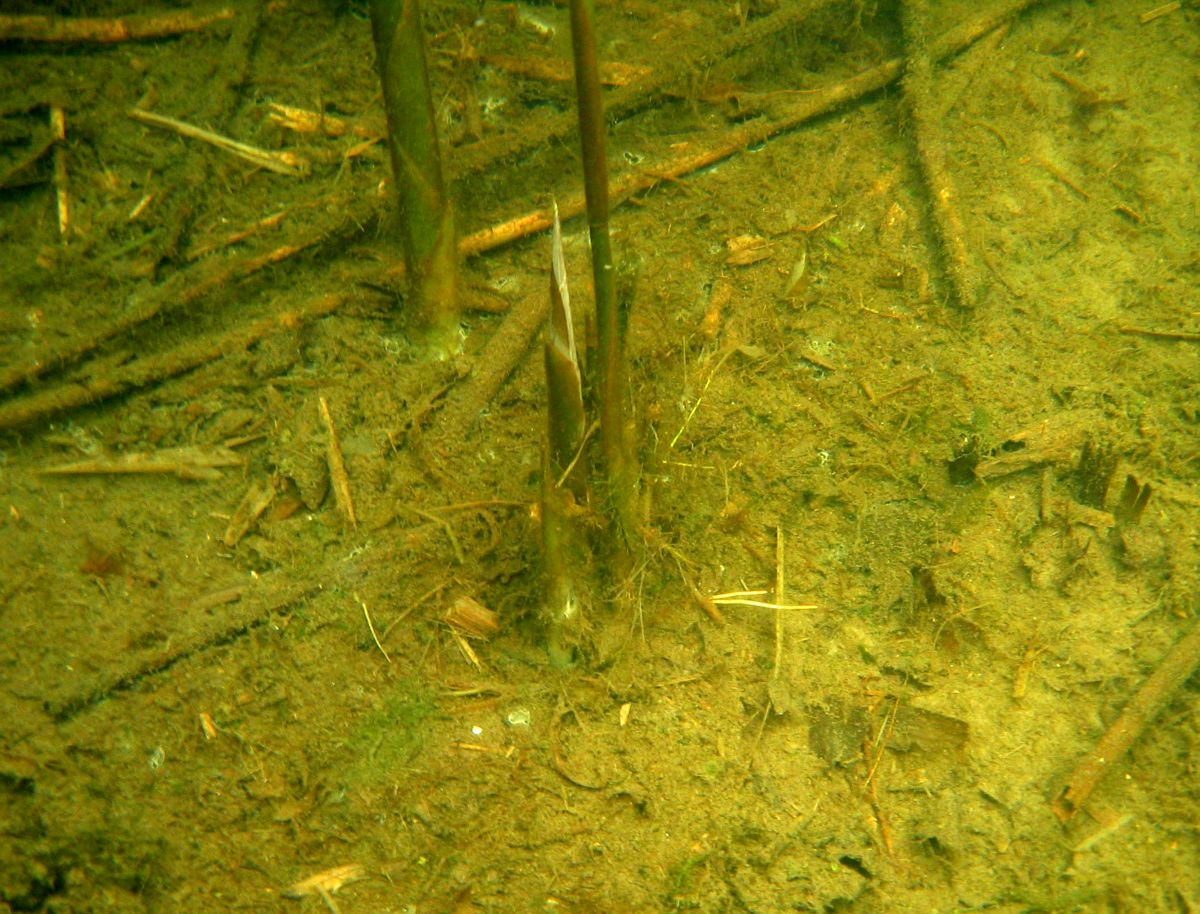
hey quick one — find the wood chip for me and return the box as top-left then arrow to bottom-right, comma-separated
725,234 -> 773,265
282,863 -> 366,900
974,412 -> 1100,480
223,475 -> 278,546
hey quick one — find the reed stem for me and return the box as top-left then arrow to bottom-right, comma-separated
369,0 -> 460,355
568,0 -> 637,539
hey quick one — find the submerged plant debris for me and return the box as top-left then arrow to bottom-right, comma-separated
0,1 -> 1198,911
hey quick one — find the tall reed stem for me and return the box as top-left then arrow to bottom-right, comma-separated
568,0 -> 636,539
370,0 -> 460,355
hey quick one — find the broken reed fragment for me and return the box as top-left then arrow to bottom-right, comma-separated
39,445 -> 242,481
1114,474 -> 1152,525
445,595 -> 500,640
50,105 -> 69,240
540,205 -> 589,666
318,396 -> 357,529
282,863 -> 366,900
127,107 -> 309,176
544,204 -> 585,484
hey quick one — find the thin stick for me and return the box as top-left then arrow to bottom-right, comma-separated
449,627 -> 483,670
201,0 -> 265,128
356,592 -> 391,663
1118,326 -> 1200,343
407,507 -> 465,564
711,586 -> 816,611
690,588 -> 726,625
1052,618 -> 1200,821
380,579 -> 447,643
430,287 -> 548,445
773,527 -> 784,682
424,500 -> 526,512
0,293 -> 350,431
556,419 -> 599,490
671,556 -> 726,625
316,885 -> 341,914
38,446 -> 242,481
318,396 -> 358,529
1138,2 -> 1180,25
711,598 -> 817,611
670,348 -> 736,450
865,695 -> 900,787
50,105 -> 69,241
0,6 -> 235,43
545,202 -> 586,482
128,107 -> 309,176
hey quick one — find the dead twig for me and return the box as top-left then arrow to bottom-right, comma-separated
429,291 -> 550,445
1138,2 -> 1180,25
223,475 -> 278,546
773,527 -> 786,687
356,592 -> 391,663
710,589 -> 816,612
39,446 -> 243,481
1118,326 -> 1200,343
0,6 -> 234,43
1030,154 -> 1090,200
405,507 -> 465,564
49,562 -> 331,721
1052,618 -> 1200,821
267,102 -> 380,140
319,396 -> 357,529
50,105 -> 69,240
1049,69 -> 1126,112
127,107 -> 309,176
203,0 -> 265,127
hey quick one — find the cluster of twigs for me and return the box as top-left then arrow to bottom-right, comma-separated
1,0 -> 1046,434
0,0 -> 1054,663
